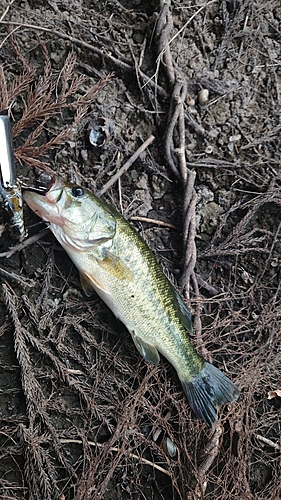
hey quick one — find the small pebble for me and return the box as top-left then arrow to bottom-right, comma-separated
198,89 -> 209,105
161,436 -> 178,458
186,96 -> 195,106
229,134 -> 241,142
205,145 -> 213,154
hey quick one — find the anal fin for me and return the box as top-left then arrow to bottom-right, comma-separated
131,333 -> 160,365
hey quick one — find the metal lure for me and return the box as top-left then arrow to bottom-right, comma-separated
0,111 -> 26,240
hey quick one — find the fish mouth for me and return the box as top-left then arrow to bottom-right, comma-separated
23,175 -> 64,224
43,175 -> 58,192
45,176 -> 64,203
24,174 -> 64,204
22,173 -> 56,196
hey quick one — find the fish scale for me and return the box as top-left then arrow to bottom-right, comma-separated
23,176 -> 240,426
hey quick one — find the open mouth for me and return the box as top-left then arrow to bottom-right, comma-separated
38,173 -> 56,191
22,174 -> 56,196
37,173 -> 57,193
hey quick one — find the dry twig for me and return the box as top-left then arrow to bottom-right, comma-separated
255,434 -> 280,451
96,135 -> 155,197
59,438 -> 172,477
0,228 -> 49,258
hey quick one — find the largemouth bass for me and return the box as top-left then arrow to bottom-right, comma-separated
23,176 -> 239,426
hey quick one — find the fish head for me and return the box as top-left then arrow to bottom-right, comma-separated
23,176 -> 116,251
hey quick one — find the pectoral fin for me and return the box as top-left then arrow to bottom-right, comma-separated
131,333 -> 160,365
80,271 -> 109,296
96,250 -> 133,281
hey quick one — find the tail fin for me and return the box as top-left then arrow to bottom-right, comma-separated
181,362 -> 240,427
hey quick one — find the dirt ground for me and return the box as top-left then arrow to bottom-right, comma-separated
0,0 -> 280,499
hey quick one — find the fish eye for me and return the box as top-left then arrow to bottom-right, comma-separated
72,186 -> 84,198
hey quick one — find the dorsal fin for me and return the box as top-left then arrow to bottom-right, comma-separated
173,291 -> 193,333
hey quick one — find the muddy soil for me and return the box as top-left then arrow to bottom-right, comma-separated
0,1 -> 280,499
